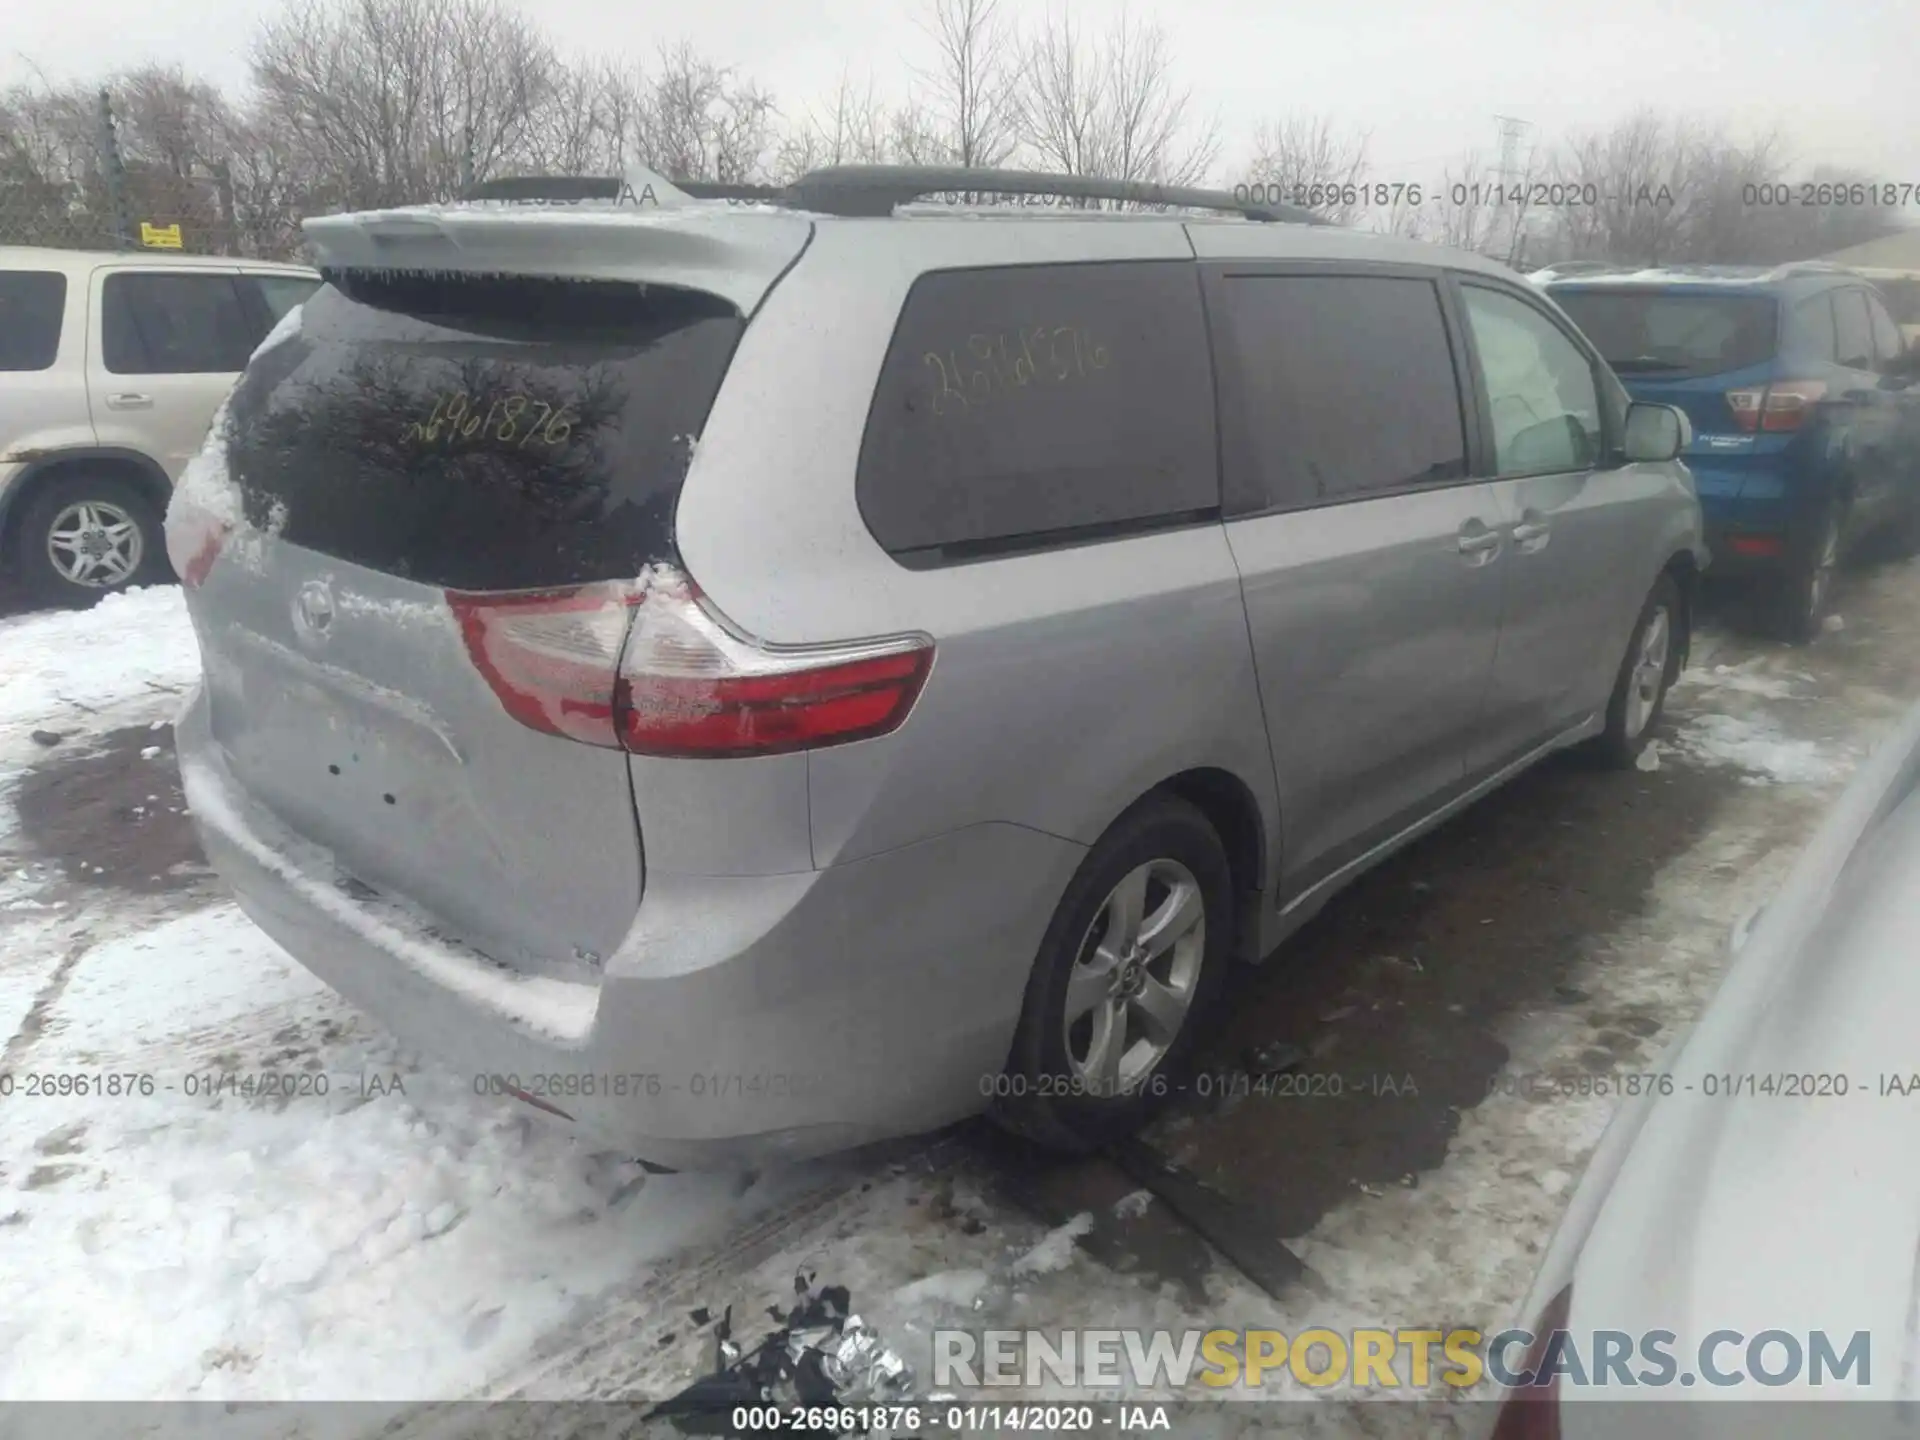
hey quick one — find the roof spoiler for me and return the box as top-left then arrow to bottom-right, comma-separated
301,201 -> 814,315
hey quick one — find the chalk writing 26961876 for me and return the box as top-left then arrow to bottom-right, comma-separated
923,325 -> 1110,416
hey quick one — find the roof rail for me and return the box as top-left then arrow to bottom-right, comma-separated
460,175 -> 788,205
462,175 -> 623,203
1768,260 -> 1856,279
457,166 -> 1330,224
786,165 -> 1325,224
678,180 -> 790,203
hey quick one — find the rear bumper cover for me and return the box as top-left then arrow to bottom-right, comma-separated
177,687 -> 1086,1169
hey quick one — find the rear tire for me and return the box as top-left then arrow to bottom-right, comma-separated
1588,574 -> 1684,769
1764,501 -> 1842,644
16,472 -> 171,609
991,795 -> 1233,1154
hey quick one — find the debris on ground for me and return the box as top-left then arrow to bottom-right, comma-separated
1243,1041 -> 1307,1078
648,1273 -> 914,1436
30,730 -> 65,747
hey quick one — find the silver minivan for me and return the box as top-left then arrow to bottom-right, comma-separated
167,167 -> 1704,1169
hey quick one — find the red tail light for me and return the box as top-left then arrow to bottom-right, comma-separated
449,566 -> 934,758
165,495 -> 232,590
616,568 -> 933,757
1490,1284 -> 1572,1440
447,582 -> 642,747
1726,380 -> 1826,433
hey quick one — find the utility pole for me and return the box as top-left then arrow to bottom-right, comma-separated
1493,114 -> 1532,264
96,89 -> 133,249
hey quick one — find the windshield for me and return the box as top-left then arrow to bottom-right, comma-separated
1551,290 -> 1779,379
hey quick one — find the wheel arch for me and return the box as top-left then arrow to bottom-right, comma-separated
1659,546 -> 1699,673
1,447 -> 172,548
1148,765 -> 1274,964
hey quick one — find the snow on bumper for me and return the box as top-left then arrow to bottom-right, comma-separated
175,686 -> 1082,1169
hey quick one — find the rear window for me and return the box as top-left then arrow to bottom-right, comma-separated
222,272 -> 744,591
1551,289 -> 1778,379
0,270 -> 67,371
855,261 -> 1218,561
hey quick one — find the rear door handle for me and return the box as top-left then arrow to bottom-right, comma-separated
1457,525 -> 1502,564
105,393 -> 153,410
1512,518 -> 1551,550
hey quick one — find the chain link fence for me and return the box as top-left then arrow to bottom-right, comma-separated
1,89 -> 265,258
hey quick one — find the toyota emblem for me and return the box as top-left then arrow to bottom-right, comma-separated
294,579 -> 336,641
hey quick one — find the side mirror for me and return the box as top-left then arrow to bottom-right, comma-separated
1623,402 -> 1690,463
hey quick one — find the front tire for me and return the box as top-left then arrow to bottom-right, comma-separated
992,795 -> 1233,1154
16,472 -> 171,608
1588,573 -> 1684,769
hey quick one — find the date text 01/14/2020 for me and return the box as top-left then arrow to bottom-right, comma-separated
726,1404 -> 1173,1432
1229,181 -> 1682,210
470,1071 -> 832,1101
0,1069 -> 407,1100
1487,1072 -> 1920,1100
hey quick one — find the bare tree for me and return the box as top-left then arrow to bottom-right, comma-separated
250,0 -> 561,209
886,99 -> 950,167
1665,128 -> 1783,264
915,0 -> 1020,167
773,72 -> 896,180
1426,149 -> 1502,255
0,67 -> 243,249
633,41 -> 777,183
1552,111 -> 1690,266
1245,115 -> 1370,224
518,59 -> 648,175
1018,7 -> 1218,196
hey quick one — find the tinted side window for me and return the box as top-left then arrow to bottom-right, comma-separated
102,272 -> 257,375
1216,273 -> 1467,511
1867,294 -> 1906,365
1463,285 -> 1603,476
856,261 -> 1217,558
1834,289 -> 1875,370
1786,295 -> 1839,363
0,270 -> 66,371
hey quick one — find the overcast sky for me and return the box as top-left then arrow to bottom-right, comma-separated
5,0 -> 1918,190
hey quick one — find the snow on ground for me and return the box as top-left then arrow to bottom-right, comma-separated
0,586 -> 199,739
0,901 -> 831,1401
0,587 -> 839,1406
1670,710 -> 1854,785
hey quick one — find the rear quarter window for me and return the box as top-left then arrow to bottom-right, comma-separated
222,271 -> 744,591
0,270 -> 67,371
855,261 -> 1218,562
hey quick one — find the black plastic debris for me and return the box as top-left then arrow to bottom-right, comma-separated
1106,1138 -> 1306,1300
1243,1041 -> 1307,1079
649,1273 -> 914,1437
30,730 -> 65,747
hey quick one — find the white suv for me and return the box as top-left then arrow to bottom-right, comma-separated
0,246 -> 320,605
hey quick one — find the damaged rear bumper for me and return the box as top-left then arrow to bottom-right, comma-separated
176,686 -> 1084,1170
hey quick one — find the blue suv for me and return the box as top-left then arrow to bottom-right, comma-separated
1547,265 -> 1920,640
